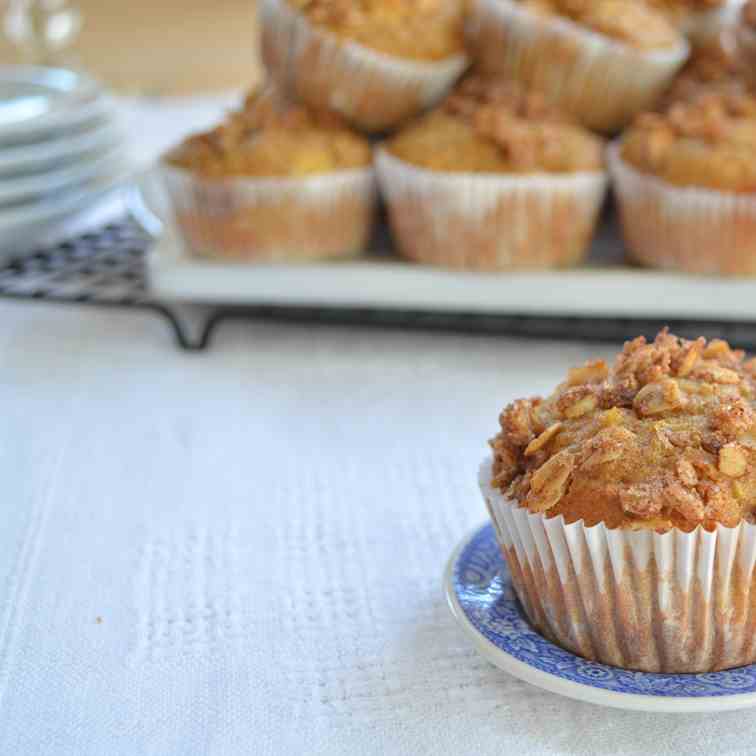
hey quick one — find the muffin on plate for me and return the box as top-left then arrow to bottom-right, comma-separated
260,0 -> 469,133
161,89 -> 376,262
466,0 -> 689,133
376,76 -> 607,271
481,329 -> 756,673
610,92 -> 756,275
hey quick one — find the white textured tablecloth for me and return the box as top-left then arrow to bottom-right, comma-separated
2,96 -> 756,755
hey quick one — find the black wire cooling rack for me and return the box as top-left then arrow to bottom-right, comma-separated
2,216 -> 756,352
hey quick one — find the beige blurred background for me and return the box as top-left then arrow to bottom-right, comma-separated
0,0 -> 262,94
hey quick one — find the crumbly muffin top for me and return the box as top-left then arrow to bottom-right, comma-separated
166,89 -> 371,179
491,331 -> 756,532
386,76 -> 605,173
661,40 -> 746,107
520,0 -> 683,50
621,92 -> 756,191
287,0 -> 465,61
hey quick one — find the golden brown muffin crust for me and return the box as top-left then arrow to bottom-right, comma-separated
519,0 -> 683,50
621,92 -> 756,191
386,76 -> 605,173
491,331 -> 756,532
166,89 -> 371,179
287,0 -> 465,61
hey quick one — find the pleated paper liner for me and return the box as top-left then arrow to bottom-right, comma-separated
609,144 -> 756,276
260,0 -> 468,133
467,0 -> 689,134
159,161 -> 377,262
683,0 -> 746,48
480,457 -> 756,673
376,147 -> 608,271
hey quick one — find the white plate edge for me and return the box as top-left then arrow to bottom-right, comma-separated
0,143 -> 125,203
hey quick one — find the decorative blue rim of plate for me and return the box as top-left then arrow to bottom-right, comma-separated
445,523 -> 756,712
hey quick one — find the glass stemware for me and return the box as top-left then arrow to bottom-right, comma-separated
4,0 -> 82,67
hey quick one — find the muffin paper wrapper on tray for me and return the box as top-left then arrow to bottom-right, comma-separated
159,162 -> 377,263
684,0 -> 746,47
467,0 -> 689,133
609,144 -> 756,276
735,21 -> 756,87
479,457 -> 756,674
375,148 -> 607,271
260,0 -> 469,133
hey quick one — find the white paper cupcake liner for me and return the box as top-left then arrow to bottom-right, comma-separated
375,148 -> 607,270
260,0 -> 469,133
683,0 -> 746,47
735,21 -> 756,88
609,144 -> 756,276
467,0 -> 689,133
159,161 -> 376,262
479,457 -> 756,673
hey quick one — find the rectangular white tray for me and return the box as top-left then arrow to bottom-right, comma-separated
147,220 -> 756,323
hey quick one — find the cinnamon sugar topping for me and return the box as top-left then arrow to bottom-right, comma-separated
288,0 -> 465,60
621,93 -> 756,192
165,88 -> 371,178
387,75 -> 605,174
520,0 -> 683,50
490,331 -> 756,531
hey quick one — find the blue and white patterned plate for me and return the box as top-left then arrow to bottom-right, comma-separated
445,523 -> 756,713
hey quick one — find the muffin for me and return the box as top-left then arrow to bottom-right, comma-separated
467,0 -> 689,133
260,0 -> 469,133
376,76 -> 607,270
648,0 -> 746,48
160,89 -> 376,262
481,329 -> 756,673
610,92 -> 756,275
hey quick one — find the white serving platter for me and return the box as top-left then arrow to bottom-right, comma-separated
147,219 -> 756,323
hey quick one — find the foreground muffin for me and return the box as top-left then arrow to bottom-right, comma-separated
161,89 -> 375,262
260,0 -> 469,132
610,92 -> 756,275
376,76 -> 607,270
481,330 -> 756,673
467,0 -> 689,133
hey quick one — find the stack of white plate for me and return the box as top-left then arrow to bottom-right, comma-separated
0,65 -> 127,261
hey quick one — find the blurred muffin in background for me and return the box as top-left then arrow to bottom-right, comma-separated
610,92 -> 756,274
647,0 -> 745,48
466,0 -> 689,133
376,75 -> 607,271
260,0 -> 469,133
162,88 -> 376,262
